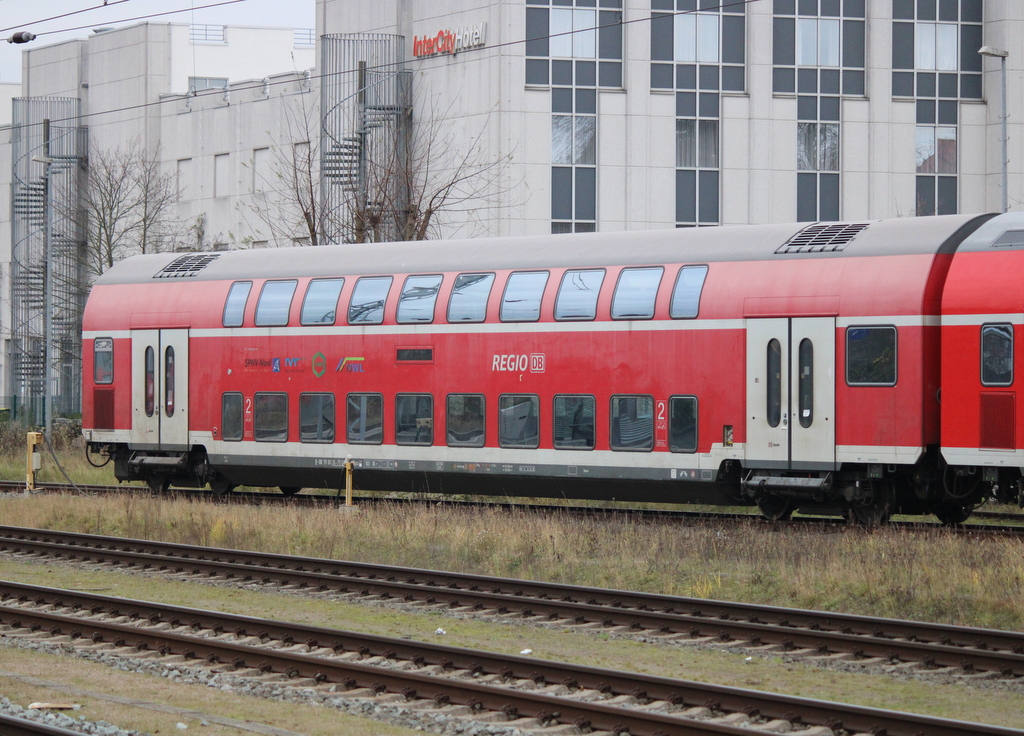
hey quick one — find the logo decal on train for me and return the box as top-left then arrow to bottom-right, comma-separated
491,353 -> 545,373
312,352 -> 327,377
337,357 -> 365,373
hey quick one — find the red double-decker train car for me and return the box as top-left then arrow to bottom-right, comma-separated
82,212 -> 1023,523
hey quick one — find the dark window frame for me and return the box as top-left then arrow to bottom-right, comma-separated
553,394 -> 597,451
845,325 -> 898,386
981,323 -> 1014,387
223,281 -> 252,327
610,266 -> 664,320
397,274 -> 444,324
668,395 -> 698,454
221,392 -> 243,442
395,393 -> 434,447
299,392 -> 336,444
767,338 -> 782,427
447,272 -> 495,323
554,268 -> 605,321
254,391 -> 289,443
300,278 -> 345,326
164,346 -> 175,417
94,337 -> 114,385
669,264 -> 709,319
500,271 -> 550,323
346,392 -> 384,445
144,345 -> 155,417
498,394 -> 541,449
254,279 -> 298,327
609,394 -> 655,452
446,393 -> 486,448
348,276 -> 394,325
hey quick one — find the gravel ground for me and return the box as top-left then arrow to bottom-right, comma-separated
0,694 -> 148,736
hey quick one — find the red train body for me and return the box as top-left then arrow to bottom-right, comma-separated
82,212 -> 1024,522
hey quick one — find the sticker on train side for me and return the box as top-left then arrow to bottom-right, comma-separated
491,353 -> 545,372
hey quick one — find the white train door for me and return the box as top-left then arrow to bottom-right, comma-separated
746,318 -> 835,470
131,329 -> 190,450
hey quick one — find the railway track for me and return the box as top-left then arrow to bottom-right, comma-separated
0,713 -> 85,736
1,579 -> 1020,736
1,524 -> 1023,683
4,480 -> 1024,534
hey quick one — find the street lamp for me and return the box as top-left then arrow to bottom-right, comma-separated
979,46 -> 1009,213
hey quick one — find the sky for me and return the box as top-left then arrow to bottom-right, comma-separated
0,0 -> 316,83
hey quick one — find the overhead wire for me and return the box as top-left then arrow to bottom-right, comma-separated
11,0 -> 761,129
2,0 -> 247,37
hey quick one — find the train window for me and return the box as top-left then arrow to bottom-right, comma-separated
300,278 -> 344,325
767,339 -> 781,427
499,395 -> 540,449
846,326 -> 897,386
798,339 -> 813,428
553,395 -> 595,450
554,269 -> 604,321
94,338 -> 113,384
611,267 -> 664,320
144,346 -> 155,417
300,393 -> 335,443
397,275 -> 443,323
396,394 -> 433,446
448,273 -> 495,323
670,265 -> 708,319
164,346 -> 175,417
223,281 -> 252,327
609,395 -> 654,451
255,280 -> 298,327
981,324 -> 1014,386
347,393 -> 383,444
500,271 -> 549,322
222,393 -> 243,442
669,396 -> 698,453
254,392 -> 288,442
349,276 -> 393,325
447,394 -> 485,447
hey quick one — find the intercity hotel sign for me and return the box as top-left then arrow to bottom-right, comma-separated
412,23 -> 487,58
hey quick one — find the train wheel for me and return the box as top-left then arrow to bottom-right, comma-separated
933,503 -> 971,525
279,486 -> 302,496
757,496 -> 792,521
147,476 -> 170,494
847,484 -> 894,527
210,478 -> 235,496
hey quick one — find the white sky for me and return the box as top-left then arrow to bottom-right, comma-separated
0,0 -> 316,83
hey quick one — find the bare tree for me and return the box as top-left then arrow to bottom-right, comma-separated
243,89 -> 517,247
79,139 -> 183,276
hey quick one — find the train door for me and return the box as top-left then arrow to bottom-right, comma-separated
130,329 -> 190,450
745,318 -> 835,470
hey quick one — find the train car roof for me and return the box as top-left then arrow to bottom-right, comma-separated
95,213 -> 992,285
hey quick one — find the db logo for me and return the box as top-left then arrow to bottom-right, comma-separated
530,353 -> 545,373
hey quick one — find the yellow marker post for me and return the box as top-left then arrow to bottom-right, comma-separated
345,461 -> 354,507
26,432 -> 43,491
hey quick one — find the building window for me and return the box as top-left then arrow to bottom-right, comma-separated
525,0 -> 623,88
189,24 -> 226,43
772,1 -> 865,96
676,115 -> 719,226
294,28 -> 316,48
188,76 -> 228,93
916,125 -> 957,216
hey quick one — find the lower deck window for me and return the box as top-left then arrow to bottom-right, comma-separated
254,392 -> 288,442
396,394 -> 433,446
499,394 -> 540,448
981,324 -> 1013,386
347,393 -> 383,444
610,395 -> 654,451
447,394 -> 485,447
300,393 -> 335,443
553,395 -> 595,449
222,393 -> 243,441
669,396 -> 697,453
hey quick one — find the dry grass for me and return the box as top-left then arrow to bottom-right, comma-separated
2,492 -> 1023,631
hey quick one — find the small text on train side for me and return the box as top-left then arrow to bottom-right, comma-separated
492,353 -> 545,373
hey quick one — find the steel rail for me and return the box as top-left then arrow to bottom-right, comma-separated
2,525 -> 1023,679
0,714 -> 85,736
0,581 -> 1019,736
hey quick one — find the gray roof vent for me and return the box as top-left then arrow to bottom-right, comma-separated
153,253 -> 221,278
775,222 -> 870,254
991,229 -> 1024,248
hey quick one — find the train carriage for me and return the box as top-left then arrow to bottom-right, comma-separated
83,212 -> 1005,523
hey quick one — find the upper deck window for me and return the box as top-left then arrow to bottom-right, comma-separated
349,276 -> 393,325
611,267 -> 663,320
554,269 -> 604,321
500,271 -> 549,322
448,273 -> 494,323
669,265 -> 708,319
300,278 -> 344,325
397,275 -> 443,323
255,280 -> 298,326
94,338 -> 113,384
222,281 -> 252,327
